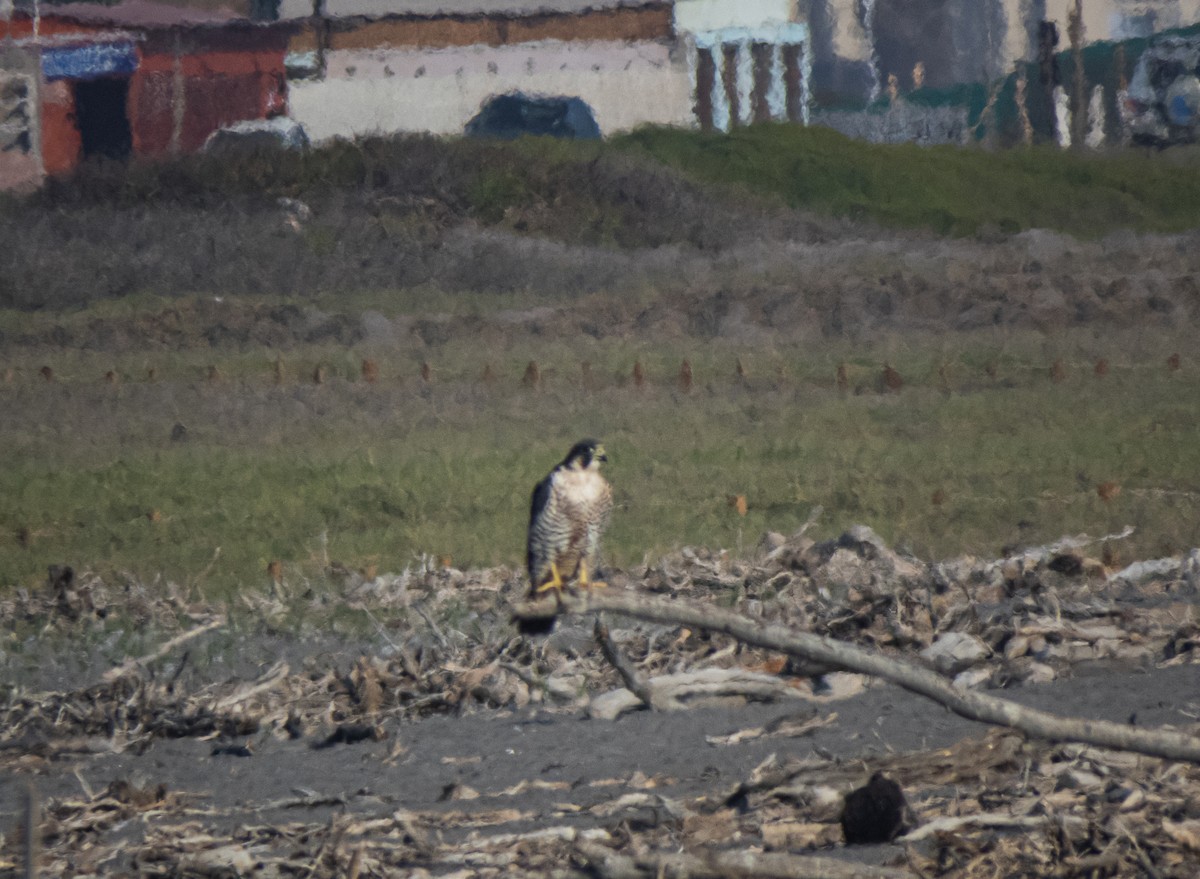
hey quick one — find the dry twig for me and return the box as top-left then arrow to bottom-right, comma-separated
99,618 -> 225,684
515,590 -> 1200,762
594,614 -> 660,710
577,840 -> 912,879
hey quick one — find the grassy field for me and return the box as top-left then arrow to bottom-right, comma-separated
614,125 -> 1200,237
4,132 -> 1200,598
2,315 -> 1199,599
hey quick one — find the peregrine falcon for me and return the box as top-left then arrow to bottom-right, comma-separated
518,439 -> 613,635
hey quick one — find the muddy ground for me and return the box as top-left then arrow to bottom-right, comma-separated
2,525 -> 1199,877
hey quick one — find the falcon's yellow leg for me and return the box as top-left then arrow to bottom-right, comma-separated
535,562 -> 565,594
579,560 -> 607,590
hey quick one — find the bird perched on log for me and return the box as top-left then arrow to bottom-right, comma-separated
519,439 -> 612,635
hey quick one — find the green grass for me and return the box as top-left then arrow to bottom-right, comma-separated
3,329 -> 1199,598
614,124 -> 1200,236
17,126 -> 1200,252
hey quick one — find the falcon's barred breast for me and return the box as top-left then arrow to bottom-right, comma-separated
519,439 -> 613,635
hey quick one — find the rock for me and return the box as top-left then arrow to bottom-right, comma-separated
360,310 -> 398,344
1004,634 -> 1030,659
1025,662 -> 1057,684
921,632 -> 991,674
588,688 -> 642,721
841,772 -> 909,845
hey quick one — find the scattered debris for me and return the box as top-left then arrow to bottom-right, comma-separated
1,527 -> 1199,876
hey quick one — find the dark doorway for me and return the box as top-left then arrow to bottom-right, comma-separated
74,77 -> 132,161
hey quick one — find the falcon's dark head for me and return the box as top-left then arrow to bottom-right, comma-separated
561,438 -> 607,471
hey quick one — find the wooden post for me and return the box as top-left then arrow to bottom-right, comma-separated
1068,0 -> 1086,148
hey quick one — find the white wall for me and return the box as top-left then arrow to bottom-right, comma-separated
289,39 -> 693,141
673,0 -> 796,32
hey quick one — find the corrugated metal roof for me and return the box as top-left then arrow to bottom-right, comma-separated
17,0 -> 667,29
14,0 -> 252,27
350,0 -> 658,14
279,0 -> 663,21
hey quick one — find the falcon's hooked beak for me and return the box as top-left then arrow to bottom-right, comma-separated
594,444 -> 607,464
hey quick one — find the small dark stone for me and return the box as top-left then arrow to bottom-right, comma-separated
284,712 -> 305,740
841,772 -> 908,845
312,723 -> 384,749
211,743 -> 254,758
516,613 -> 556,636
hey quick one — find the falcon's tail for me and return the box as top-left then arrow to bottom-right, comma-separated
515,613 -> 556,636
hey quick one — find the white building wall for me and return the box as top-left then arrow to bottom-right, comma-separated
289,39 -> 693,141
673,0 -> 795,31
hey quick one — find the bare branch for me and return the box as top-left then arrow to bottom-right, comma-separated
515,590 -> 1200,763
99,618 -> 225,685
211,661 -> 290,712
576,839 -> 913,879
593,613 -> 661,710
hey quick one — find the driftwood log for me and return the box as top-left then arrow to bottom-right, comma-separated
99,617 -> 225,685
576,839 -> 913,879
515,590 -> 1200,763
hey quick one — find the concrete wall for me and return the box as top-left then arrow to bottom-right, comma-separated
0,44 -> 43,191
673,0 -> 795,31
134,29 -> 289,154
289,38 -> 693,140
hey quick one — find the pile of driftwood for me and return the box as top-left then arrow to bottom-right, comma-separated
2,524 -> 1199,876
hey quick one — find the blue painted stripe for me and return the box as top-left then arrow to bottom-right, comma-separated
42,42 -> 138,81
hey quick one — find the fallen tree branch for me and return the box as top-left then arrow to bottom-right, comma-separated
100,618 -> 226,685
594,613 -> 661,710
576,840 -> 912,879
212,661 -> 290,712
898,812 -> 1047,842
514,591 -> 1200,763
589,669 -> 806,720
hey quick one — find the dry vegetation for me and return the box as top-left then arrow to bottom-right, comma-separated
2,524 -> 1199,876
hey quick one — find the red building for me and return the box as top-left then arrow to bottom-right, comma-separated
0,0 -> 291,187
